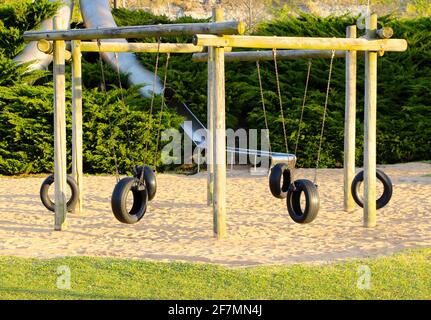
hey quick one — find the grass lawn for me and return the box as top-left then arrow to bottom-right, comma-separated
0,249 -> 430,300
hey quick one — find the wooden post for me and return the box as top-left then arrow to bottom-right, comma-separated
53,17 -> 67,231
213,7 -> 227,239
206,9 -> 217,207
364,14 -> 378,227
207,47 -> 214,206
344,26 -> 357,213
72,40 -> 83,215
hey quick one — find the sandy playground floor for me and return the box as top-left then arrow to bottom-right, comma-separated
0,162 -> 430,267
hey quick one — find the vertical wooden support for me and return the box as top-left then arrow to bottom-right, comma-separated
213,7 -> 227,239
72,40 -> 83,215
53,17 -> 67,231
206,12 -> 216,207
344,25 -> 357,212
364,14 -> 378,227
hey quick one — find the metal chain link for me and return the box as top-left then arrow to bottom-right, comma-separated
314,50 -> 336,184
272,49 -> 289,154
295,59 -> 312,156
143,37 -> 162,168
256,59 -> 272,155
97,39 -> 120,183
153,53 -> 171,171
114,52 -> 136,172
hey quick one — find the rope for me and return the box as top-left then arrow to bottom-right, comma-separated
294,60 -> 312,156
314,50 -> 336,184
256,59 -> 271,154
153,53 -> 171,171
97,40 -> 120,183
272,49 -> 289,154
114,52 -> 136,171
143,37 -> 162,168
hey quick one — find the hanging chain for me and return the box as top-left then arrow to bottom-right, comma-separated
153,53 -> 171,171
143,37 -> 162,167
294,59 -> 312,156
314,50 -> 336,184
97,39 -> 120,183
256,59 -> 272,154
114,52 -> 136,172
272,49 -> 289,154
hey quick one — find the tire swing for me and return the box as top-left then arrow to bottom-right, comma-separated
96,40 -> 169,224
39,174 -> 79,212
260,50 -> 336,224
351,169 -> 393,209
256,57 -> 292,200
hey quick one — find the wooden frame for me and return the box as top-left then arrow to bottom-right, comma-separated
32,10 -> 407,237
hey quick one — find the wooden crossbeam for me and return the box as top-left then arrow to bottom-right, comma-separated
23,21 -> 245,41
80,42 -> 205,53
192,49 -> 345,62
192,35 -> 408,52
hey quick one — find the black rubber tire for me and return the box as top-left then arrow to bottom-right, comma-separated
351,169 -> 393,210
143,166 -> 157,201
134,166 -> 157,201
287,179 -> 320,224
39,175 -> 78,213
269,163 -> 291,199
111,177 -> 148,224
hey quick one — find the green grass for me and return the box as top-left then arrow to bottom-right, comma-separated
0,249 -> 430,300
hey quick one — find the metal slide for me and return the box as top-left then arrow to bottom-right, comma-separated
13,0 -> 73,71
80,0 -> 163,98
15,0 -> 296,168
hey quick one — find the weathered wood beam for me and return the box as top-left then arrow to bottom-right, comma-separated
344,26 -> 357,213
80,42 -> 205,53
213,8 -> 227,239
72,40 -> 83,215
376,27 -> 394,39
192,49 -> 345,62
192,35 -> 408,52
364,14 -> 378,228
37,39 -> 72,60
53,17 -> 68,231
24,21 -> 246,41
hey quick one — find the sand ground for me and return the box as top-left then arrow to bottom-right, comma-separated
0,162 -> 430,267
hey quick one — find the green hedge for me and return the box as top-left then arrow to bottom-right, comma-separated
0,2 -> 430,175
112,9 -> 431,168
